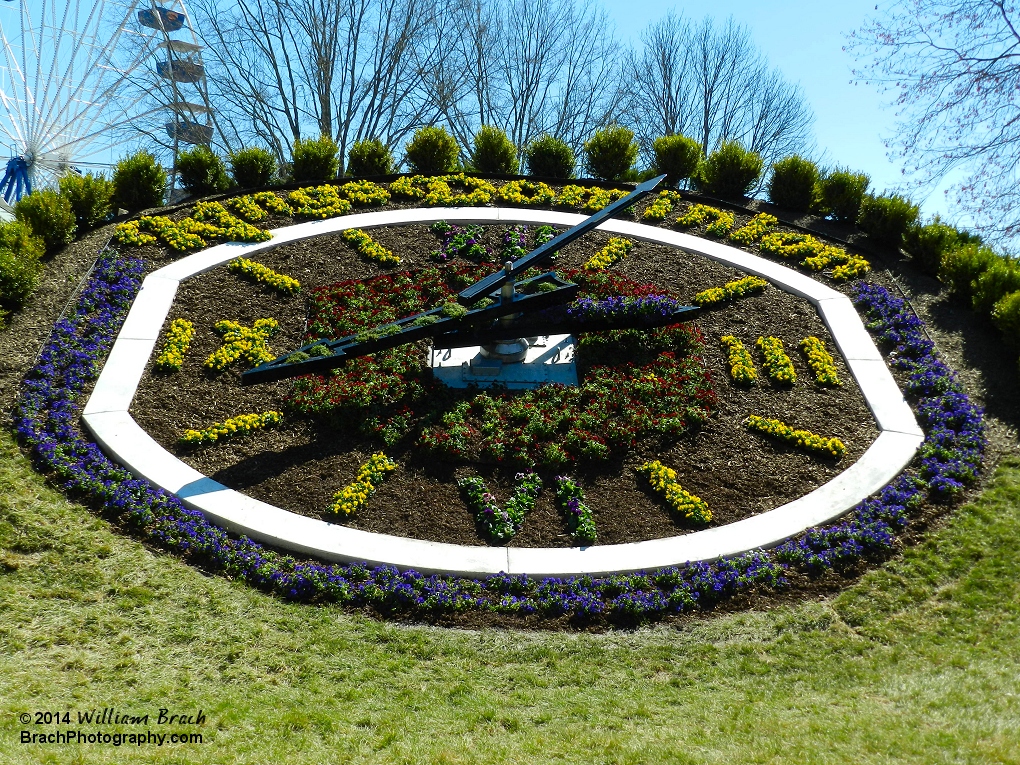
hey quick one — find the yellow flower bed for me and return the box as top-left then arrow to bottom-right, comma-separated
341,229 -> 400,266
227,257 -> 300,295
495,180 -> 556,206
759,232 -> 871,282
729,213 -> 778,245
637,460 -> 711,523
176,217 -> 223,240
756,336 -> 797,385
226,194 -> 268,222
720,335 -> 757,385
191,201 -> 272,243
154,318 -> 195,373
204,318 -> 278,372
676,203 -> 734,236
799,336 -> 842,386
693,276 -> 768,307
582,237 -> 633,270
744,414 -> 847,459
641,190 -> 683,222
390,174 -> 495,206
251,191 -> 294,216
339,180 -> 390,206
330,452 -> 398,516
288,185 -> 353,218
556,185 -> 629,212
123,216 -> 205,251
116,202 -> 272,251
181,411 -> 283,446
227,192 -> 295,221
113,220 -> 157,246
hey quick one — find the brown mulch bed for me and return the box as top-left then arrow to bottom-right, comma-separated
128,218 -> 878,549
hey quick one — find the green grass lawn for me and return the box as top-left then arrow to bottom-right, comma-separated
2,424 -> 1019,764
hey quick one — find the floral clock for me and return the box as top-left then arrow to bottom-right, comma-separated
12,178 -> 983,624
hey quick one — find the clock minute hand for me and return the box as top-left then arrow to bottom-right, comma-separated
456,174 -> 666,306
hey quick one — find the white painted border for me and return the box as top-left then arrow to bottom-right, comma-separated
82,207 -> 924,577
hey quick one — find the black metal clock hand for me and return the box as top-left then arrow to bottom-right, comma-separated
240,175 -> 681,386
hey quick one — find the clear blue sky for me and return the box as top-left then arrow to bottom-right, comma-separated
602,0 -> 960,224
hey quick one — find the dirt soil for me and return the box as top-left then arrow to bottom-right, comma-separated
128,218 -> 878,549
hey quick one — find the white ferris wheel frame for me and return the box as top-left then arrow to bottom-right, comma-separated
0,0 -> 211,193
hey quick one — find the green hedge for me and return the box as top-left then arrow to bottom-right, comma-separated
583,125 -> 639,181
767,155 -> 819,213
346,139 -> 395,177
113,150 -> 166,212
13,190 -> 76,253
652,135 -> 700,187
939,243 -> 998,303
693,141 -> 763,200
292,135 -> 341,182
177,145 -> 232,196
230,147 -> 277,188
0,220 -> 45,325
470,126 -> 518,175
817,168 -> 869,223
58,173 -> 114,231
857,193 -> 920,249
524,135 -> 574,178
405,127 -> 460,175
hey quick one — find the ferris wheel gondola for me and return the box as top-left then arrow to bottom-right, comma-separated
135,1 -> 217,195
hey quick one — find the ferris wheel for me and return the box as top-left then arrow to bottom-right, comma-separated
0,0 -> 217,209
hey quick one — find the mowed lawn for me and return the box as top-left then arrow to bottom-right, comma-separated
1,426 -> 1018,764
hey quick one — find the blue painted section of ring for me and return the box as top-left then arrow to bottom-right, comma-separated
0,155 -> 31,203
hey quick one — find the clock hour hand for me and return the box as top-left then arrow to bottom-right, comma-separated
239,272 -> 577,385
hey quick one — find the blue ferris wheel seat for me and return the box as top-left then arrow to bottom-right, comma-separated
0,156 -> 31,204
137,7 -> 186,32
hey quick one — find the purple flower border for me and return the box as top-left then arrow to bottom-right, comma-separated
11,252 -> 986,623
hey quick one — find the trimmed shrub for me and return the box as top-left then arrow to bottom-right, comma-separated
230,147 -> 277,188
857,193 -> 920,249
939,243 -> 998,303
903,217 -> 962,276
767,155 -> 819,213
817,168 -> 869,222
524,134 -> 575,178
13,190 -> 76,252
0,220 -> 44,317
583,125 -> 639,181
470,126 -> 518,174
0,219 -> 45,262
0,248 -> 42,320
991,290 -> 1020,346
346,139 -> 395,177
112,150 -> 166,212
972,258 -> 1020,317
404,126 -> 460,175
57,172 -> 114,231
693,141 -> 763,200
176,145 -> 232,197
291,135 -> 341,182
651,134 -> 701,187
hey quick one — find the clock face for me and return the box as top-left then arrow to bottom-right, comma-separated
130,219 -> 879,550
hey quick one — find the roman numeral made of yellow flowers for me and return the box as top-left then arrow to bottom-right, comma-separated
204,318 -> 279,372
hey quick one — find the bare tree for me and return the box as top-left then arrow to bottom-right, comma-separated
849,0 -> 1020,244
623,14 -> 814,174
190,0 -> 447,167
436,0 -> 621,156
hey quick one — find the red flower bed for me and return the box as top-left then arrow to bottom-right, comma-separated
289,265 -> 716,469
